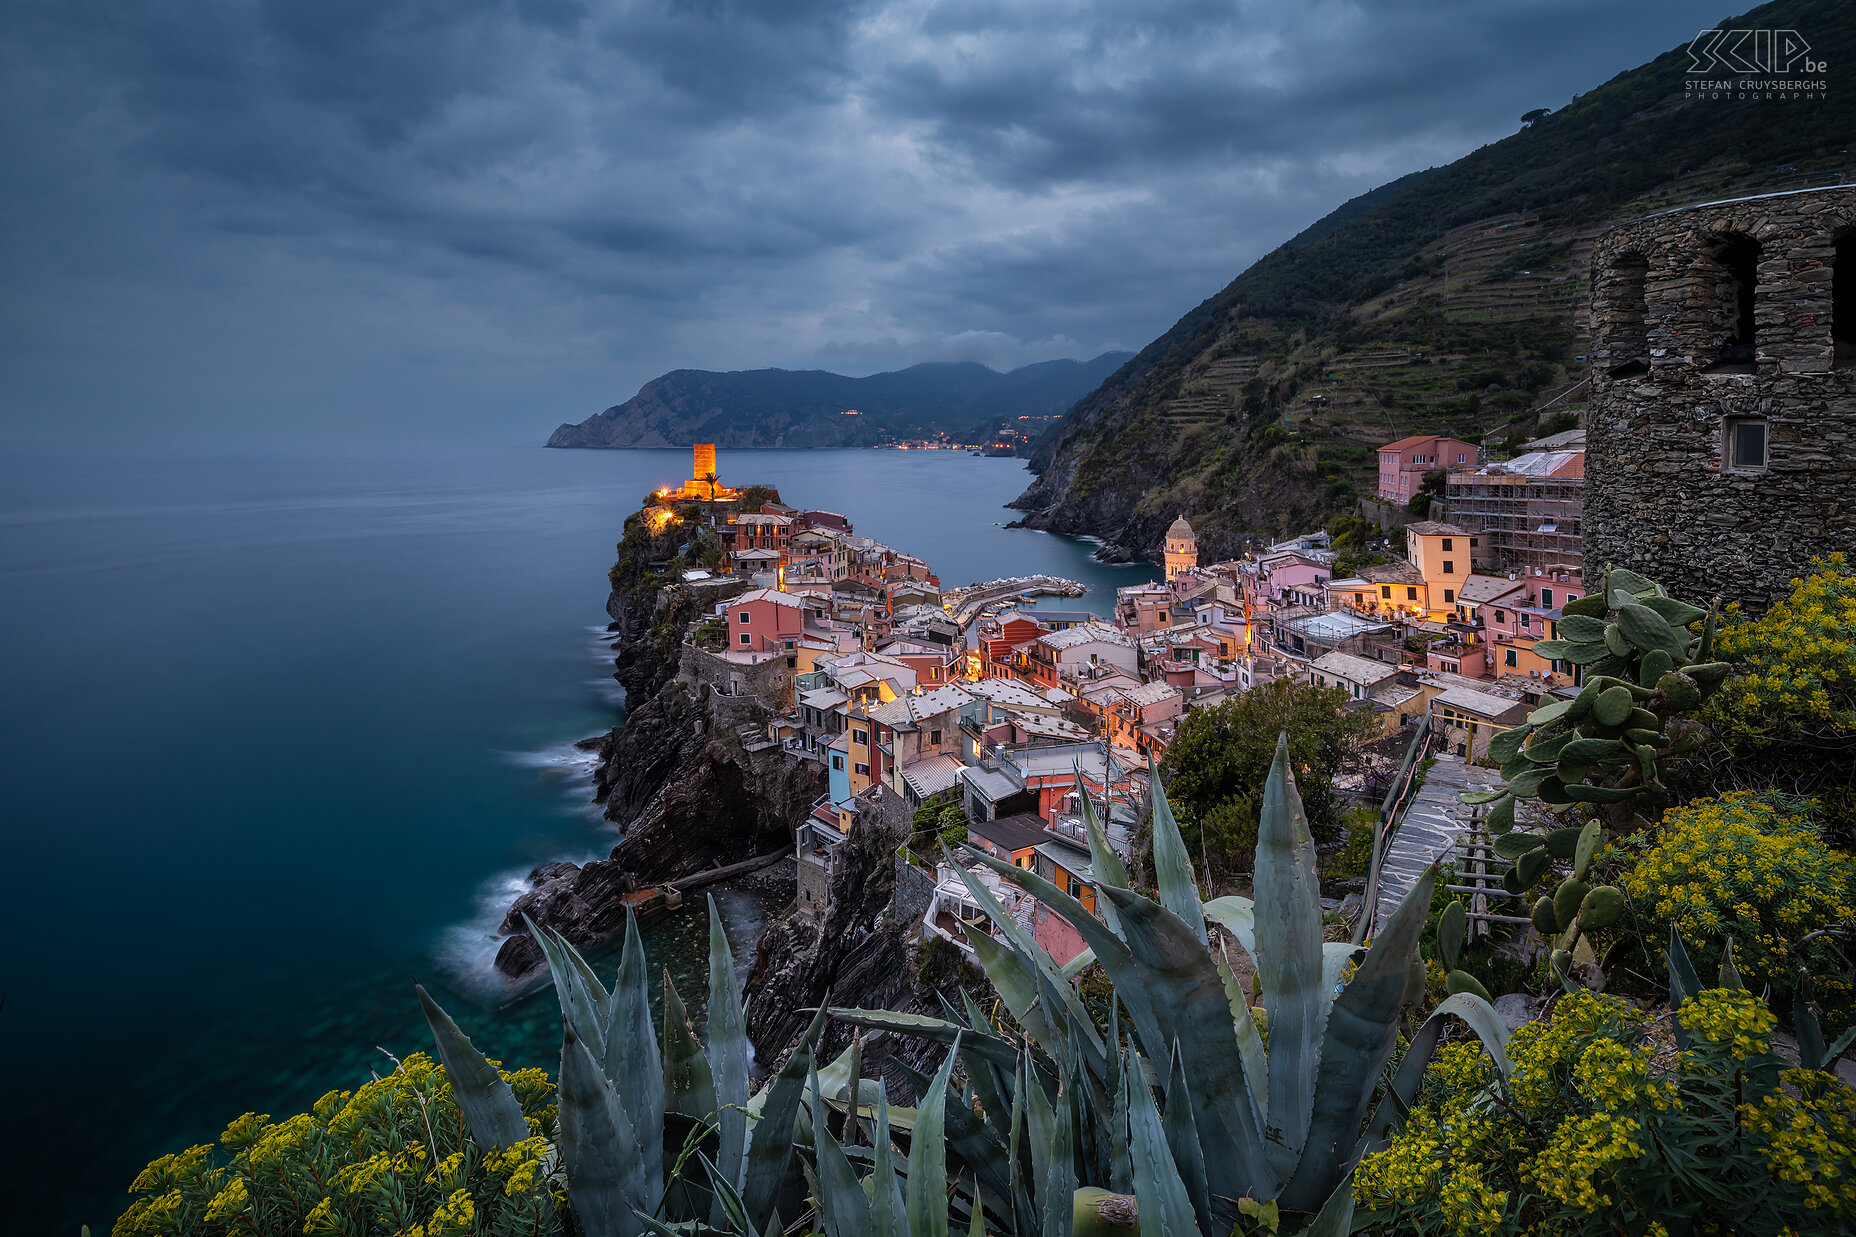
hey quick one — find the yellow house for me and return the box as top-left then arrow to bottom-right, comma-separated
1405,521 -> 1478,620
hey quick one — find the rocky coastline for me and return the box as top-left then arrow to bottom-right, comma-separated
491,514 -> 823,980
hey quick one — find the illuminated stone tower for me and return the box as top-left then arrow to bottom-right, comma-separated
692,444 -> 717,495
1163,514 -> 1198,581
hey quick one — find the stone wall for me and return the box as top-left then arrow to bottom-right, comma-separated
679,645 -> 795,708
1585,187 -> 1856,611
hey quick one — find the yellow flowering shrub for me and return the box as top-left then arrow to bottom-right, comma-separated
1710,554 -> 1856,740
112,1053 -> 561,1237
1354,988 -> 1856,1236
1622,791 -> 1856,1018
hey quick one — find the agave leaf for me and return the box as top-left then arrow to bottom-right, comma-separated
830,1007 -> 1023,1074
1666,926 -> 1701,1050
699,1152 -> 752,1235
1277,863 -> 1437,1213
560,1023 -> 649,1237
1024,1052 -> 1057,1207
661,969 -> 717,1125
940,1078 -> 1017,1217
959,846 -> 1166,1079
1125,1044 -> 1203,1237
743,1003 -> 826,1231
964,924 -> 1062,1052
1007,1053 -> 1031,1237
1101,885 -> 1276,1200
809,1058 -> 870,1237
1321,942 -> 1363,1008
1214,949 -> 1269,1132
1252,732 -> 1323,1184
1438,901 -> 1466,973
414,984 -> 533,1151
945,847 -> 1106,1070
1302,1174 -> 1357,1237
1795,990 -> 1829,1072
1040,1077 -> 1075,1237
526,914 -> 608,1059
608,908 -> 665,1205
908,1033 -> 959,1237
1060,947 -> 1099,980
707,895 -> 750,1214
1163,1041 -> 1214,1235
1718,938 -> 1745,991
1824,1024 -> 1856,1067
1106,1009 -> 1131,1195
869,1085 -> 909,1237
1076,762 -> 1131,941
1200,895 -> 1257,956
1148,755 -> 1208,945
1360,990 -> 1512,1156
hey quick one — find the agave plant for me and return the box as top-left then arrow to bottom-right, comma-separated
417,733 -> 1504,1235
834,734 -> 1509,1232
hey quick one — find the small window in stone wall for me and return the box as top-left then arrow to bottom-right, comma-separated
1726,417 -> 1768,472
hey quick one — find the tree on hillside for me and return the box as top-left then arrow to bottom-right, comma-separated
1160,679 -> 1378,876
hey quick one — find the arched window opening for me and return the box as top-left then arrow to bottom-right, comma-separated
1835,231 -> 1854,368
1603,252 -> 1649,377
1705,234 -> 1760,372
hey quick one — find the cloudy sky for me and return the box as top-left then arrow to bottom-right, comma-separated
0,0 -> 1721,443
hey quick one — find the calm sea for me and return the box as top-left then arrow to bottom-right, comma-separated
0,444 -> 1155,1232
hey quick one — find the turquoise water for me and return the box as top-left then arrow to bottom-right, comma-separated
0,444 -> 1155,1231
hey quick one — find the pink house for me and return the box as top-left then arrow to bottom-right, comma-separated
1378,435 -> 1480,504
727,588 -> 807,653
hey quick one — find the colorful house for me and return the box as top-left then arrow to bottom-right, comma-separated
1404,521 -> 1478,619
726,588 -> 808,653
1377,435 -> 1479,504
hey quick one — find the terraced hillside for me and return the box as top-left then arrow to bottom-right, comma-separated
1012,0 -> 1855,562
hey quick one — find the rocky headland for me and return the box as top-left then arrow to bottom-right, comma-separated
492,512 -> 823,980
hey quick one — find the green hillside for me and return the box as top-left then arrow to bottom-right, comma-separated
1013,0 -> 1855,561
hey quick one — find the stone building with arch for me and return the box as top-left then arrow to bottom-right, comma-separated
1584,185 -> 1856,611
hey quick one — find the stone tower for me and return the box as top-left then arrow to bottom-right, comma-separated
1584,185 -> 1856,612
692,443 -> 718,487
1163,514 -> 1198,581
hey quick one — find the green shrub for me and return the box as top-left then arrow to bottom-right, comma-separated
113,1053 -> 560,1237
1355,988 -> 1856,1235
1621,791 -> 1856,1020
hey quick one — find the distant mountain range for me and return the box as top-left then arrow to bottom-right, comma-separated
545,353 -> 1134,449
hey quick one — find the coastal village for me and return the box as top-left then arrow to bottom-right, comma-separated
638,417 -> 1596,968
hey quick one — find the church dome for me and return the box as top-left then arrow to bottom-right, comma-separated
1167,514 -> 1195,541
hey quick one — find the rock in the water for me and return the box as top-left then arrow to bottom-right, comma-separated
495,932 -> 545,978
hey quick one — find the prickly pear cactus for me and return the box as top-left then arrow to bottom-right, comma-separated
1462,566 -> 1727,991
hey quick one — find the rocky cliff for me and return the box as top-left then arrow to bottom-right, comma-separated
743,804 -> 982,1092
494,510 -> 825,979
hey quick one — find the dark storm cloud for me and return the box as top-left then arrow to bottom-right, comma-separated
0,0 -> 1717,440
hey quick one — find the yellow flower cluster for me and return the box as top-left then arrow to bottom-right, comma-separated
1506,990 -> 1646,1115
1523,1112 -> 1644,1212
1677,988 -> 1776,1059
1740,1070 -> 1856,1219
116,1048 -> 561,1237
1713,554 -> 1855,730
1438,1163 -> 1507,1235
1353,1110 -> 1444,1205
1571,1038 -> 1677,1112
1623,792 -> 1856,1003
482,1134 -> 552,1197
